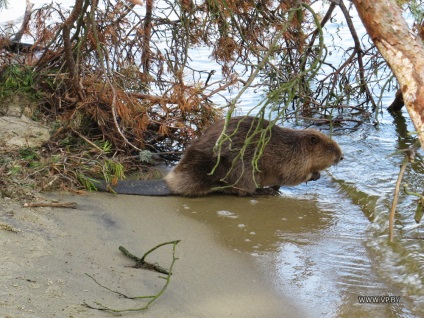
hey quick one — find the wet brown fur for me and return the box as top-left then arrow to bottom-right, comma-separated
165,116 -> 343,196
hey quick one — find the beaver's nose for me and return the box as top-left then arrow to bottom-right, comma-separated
334,154 -> 343,165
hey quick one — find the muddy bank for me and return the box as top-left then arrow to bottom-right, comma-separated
0,192 -> 303,318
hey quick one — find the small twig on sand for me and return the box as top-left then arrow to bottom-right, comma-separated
119,241 -> 181,275
84,240 -> 180,313
23,202 -> 77,208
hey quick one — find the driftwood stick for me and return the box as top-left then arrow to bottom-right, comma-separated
84,240 -> 180,312
23,202 -> 77,208
389,140 -> 421,241
119,240 -> 181,275
389,156 -> 408,242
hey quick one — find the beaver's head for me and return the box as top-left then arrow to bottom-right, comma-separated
302,130 -> 343,172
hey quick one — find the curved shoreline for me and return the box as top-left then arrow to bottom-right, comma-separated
0,192 -> 304,317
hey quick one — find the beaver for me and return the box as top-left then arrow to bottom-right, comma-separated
96,116 -> 343,196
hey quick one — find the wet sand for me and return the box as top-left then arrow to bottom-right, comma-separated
0,192 -> 304,318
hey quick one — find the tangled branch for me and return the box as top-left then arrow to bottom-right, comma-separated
84,240 -> 180,313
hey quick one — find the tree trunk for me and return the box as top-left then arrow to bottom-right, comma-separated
352,0 -> 424,148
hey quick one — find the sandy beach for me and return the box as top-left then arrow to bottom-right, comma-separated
0,192 -> 305,318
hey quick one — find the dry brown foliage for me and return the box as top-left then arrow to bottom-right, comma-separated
0,0 -> 416,191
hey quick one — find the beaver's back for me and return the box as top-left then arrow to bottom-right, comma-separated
165,116 -> 343,196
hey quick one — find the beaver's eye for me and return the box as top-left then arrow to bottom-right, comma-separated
308,135 -> 318,145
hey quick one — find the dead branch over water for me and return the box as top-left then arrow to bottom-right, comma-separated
389,141 -> 421,242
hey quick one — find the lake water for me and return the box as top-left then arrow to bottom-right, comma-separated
2,1 -> 424,316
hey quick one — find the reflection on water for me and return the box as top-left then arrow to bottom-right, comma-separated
177,194 -> 327,253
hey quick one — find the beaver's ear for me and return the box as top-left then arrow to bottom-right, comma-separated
307,135 -> 319,145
